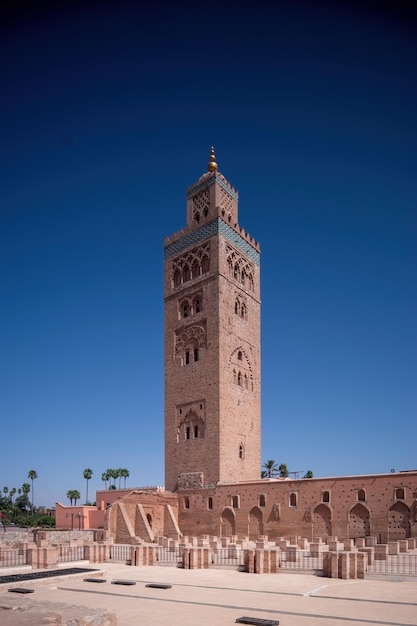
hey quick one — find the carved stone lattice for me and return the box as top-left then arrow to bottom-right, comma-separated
192,189 -> 210,218
219,187 -> 234,214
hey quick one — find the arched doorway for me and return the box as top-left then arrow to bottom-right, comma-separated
220,507 -> 236,537
312,504 -> 331,539
389,502 -> 411,540
248,506 -> 263,540
348,503 -> 370,538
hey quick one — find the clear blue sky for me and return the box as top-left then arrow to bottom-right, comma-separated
1,0 -> 416,507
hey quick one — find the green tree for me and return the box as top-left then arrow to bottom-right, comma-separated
66,490 -> 80,506
83,468 -> 93,504
279,463 -> 288,478
262,459 -> 279,478
28,470 -> 37,513
119,468 -> 130,487
9,488 -> 16,503
303,470 -> 314,478
108,468 -> 118,488
101,471 -> 109,490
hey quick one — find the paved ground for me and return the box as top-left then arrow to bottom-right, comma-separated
1,563 -> 416,626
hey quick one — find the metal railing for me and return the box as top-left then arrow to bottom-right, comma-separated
109,544 -> 132,562
0,549 -> 30,568
367,553 -> 417,576
211,548 -> 245,567
155,546 -> 183,566
58,545 -> 88,562
279,550 -> 324,571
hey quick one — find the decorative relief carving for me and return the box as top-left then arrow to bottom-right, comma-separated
175,324 -> 207,355
192,189 -> 210,220
226,244 -> 255,291
178,472 -> 204,490
172,242 -> 210,287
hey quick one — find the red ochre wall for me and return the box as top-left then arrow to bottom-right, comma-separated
177,472 -> 417,542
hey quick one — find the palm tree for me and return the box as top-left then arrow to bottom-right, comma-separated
119,468 -> 129,487
279,463 -> 288,478
9,488 -> 16,503
262,459 -> 279,478
109,468 -> 118,488
28,470 -> 37,513
101,471 -> 109,490
3,487 -> 8,497
21,483 -> 31,515
66,490 -> 81,506
83,468 -> 93,504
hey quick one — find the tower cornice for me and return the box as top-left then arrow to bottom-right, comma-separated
187,171 -> 239,203
164,217 -> 260,263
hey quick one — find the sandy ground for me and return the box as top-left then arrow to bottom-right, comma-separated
1,562 -> 416,626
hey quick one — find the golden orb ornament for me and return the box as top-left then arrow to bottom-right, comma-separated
207,146 -> 218,172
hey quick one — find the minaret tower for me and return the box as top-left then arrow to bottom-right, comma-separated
164,149 -> 261,492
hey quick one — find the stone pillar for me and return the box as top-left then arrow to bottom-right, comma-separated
343,539 -> 355,551
398,540 -> 408,553
245,549 -> 255,574
254,549 -> 264,574
388,541 -> 399,555
323,552 -> 338,578
286,546 -> 298,562
375,544 -> 388,560
365,536 -> 377,547
269,549 -> 280,573
32,546 -> 59,570
356,552 -> 366,579
358,547 -> 374,565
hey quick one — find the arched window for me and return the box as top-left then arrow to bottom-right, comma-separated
146,513 -> 152,528
183,304 -> 189,318
194,425 -> 199,438
194,348 -> 199,362
234,264 -> 239,279
322,491 -> 330,503
184,497 -> 190,509
192,260 -> 200,279
395,488 -> 405,500
289,493 -> 297,507
208,497 -> 213,510
237,372 -> 242,386
358,489 -> 366,502
237,351 -> 242,361
259,494 -> 266,507
183,265 -> 191,282
232,495 -> 239,509
201,256 -> 210,274
173,269 -> 181,287
241,304 -> 246,319
185,427 -> 190,440
195,298 -> 201,313
185,351 -> 190,365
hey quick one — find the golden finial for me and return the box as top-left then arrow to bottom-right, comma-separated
207,146 -> 218,172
